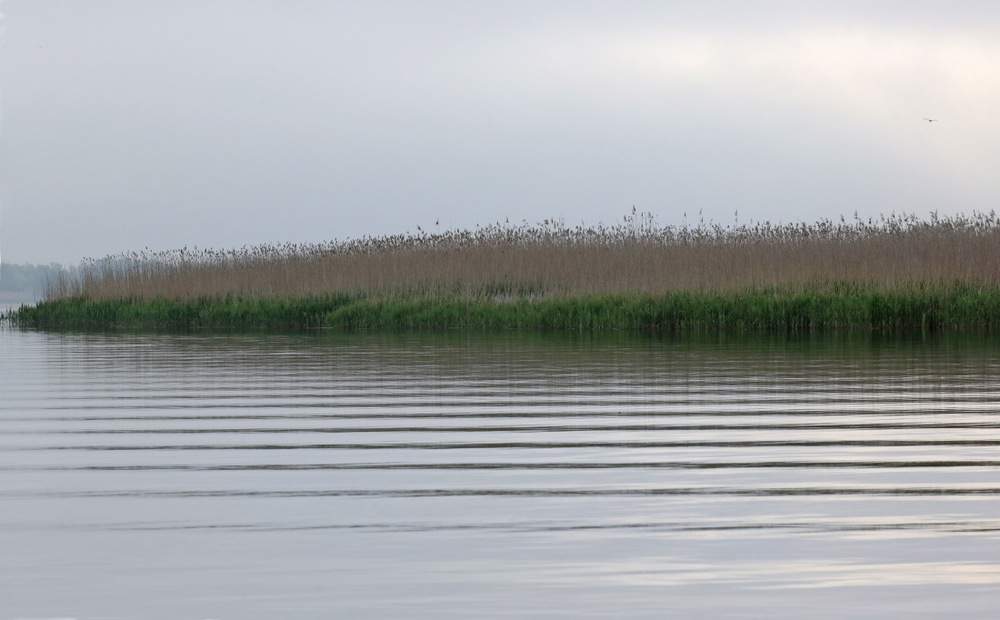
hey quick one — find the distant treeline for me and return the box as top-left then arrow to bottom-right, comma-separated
0,263 -> 79,301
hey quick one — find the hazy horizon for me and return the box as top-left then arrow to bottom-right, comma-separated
2,1 -> 999,265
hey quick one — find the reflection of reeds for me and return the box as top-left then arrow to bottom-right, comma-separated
43,210 -> 1000,302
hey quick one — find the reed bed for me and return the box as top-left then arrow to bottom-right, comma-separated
43,210 -> 1000,300
17,210 -> 1000,331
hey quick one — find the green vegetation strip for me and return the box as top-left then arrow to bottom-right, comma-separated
11,286 -> 1000,332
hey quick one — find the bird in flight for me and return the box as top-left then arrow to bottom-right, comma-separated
923,118 -> 939,122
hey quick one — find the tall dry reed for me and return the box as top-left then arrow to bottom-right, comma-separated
47,210 -> 1000,302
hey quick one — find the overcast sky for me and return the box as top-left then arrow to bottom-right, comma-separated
1,1 -> 999,265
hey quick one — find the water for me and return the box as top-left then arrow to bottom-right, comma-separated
2,328 -> 1000,618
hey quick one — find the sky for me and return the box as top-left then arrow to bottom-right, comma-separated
1,1 -> 999,265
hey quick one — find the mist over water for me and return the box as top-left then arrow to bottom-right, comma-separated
0,0 -> 5,283
3,328 -> 1000,618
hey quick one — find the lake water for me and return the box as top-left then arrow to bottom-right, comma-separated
2,327 -> 1000,619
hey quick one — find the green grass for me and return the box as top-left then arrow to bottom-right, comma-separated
12,284 -> 1000,332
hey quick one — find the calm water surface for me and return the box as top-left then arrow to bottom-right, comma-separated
2,327 -> 1000,618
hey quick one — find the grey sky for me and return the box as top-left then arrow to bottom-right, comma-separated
2,1 -> 999,265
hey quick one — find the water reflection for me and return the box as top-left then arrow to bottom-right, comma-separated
3,328 -> 1000,618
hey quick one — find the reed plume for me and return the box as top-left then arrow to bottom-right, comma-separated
45,210 -> 1000,303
